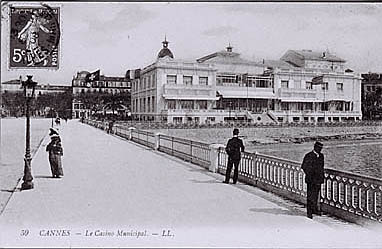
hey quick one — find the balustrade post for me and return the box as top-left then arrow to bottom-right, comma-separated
154,133 -> 163,150
209,144 -> 224,173
128,127 -> 136,140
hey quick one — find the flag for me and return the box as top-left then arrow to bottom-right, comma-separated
312,75 -> 324,85
85,70 -> 100,82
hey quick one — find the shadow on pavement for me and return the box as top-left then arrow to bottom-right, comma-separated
249,207 -> 304,216
1,188 -> 21,193
188,168 -> 207,173
190,179 -> 221,184
34,175 -> 55,179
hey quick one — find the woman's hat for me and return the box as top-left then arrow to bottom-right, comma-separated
49,128 -> 59,136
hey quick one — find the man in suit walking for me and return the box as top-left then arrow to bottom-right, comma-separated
301,141 -> 325,219
223,128 -> 245,184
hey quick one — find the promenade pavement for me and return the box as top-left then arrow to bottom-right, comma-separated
1,120 -> 381,248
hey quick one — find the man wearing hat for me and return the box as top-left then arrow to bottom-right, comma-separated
301,141 -> 325,219
223,128 -> 245,184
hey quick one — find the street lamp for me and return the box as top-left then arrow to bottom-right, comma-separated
21,75 -> 37,190
51,108 -> 54,127
229,101 -> 232,120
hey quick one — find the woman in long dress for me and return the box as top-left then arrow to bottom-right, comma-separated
46,131 -> 64,178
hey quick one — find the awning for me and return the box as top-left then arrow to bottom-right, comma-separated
163,95 -> 219,100
217,90 -> 276,99
280,98 -> 321,103
326,98 -> 352,102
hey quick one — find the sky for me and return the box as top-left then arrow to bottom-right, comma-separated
1,2 -> 382,86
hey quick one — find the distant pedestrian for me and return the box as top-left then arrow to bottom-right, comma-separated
223,128 -> 245,184
46,128 -> 64,178
55,117 -> 61,126
108,120 -> 114,134
301,141 -> 324,219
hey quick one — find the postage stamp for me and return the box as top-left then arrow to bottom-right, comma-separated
9,5 -> 60,69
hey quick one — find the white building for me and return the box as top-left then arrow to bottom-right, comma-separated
72,71 -> 131,119
131,41 -> 362,124
131,39 -> 218,123
197,45 -> 275,122
267,50 -> 362,123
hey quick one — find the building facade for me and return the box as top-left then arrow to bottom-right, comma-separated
130,41 -> 362,124
197,45 -> 275,122
361,73 -> 382,120
131,39 -> 218,123
71,71 -> 131,119
268,50 -> 362,123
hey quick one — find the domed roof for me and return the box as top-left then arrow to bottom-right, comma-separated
157,38 -> 174,59
158,48 -> 174,59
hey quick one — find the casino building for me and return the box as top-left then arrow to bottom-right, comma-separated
130,39 -> 362,124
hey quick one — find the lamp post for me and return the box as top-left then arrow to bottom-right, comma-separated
229,101 -> 232,120
21,75 -> 37,190
51,108 -> 54,127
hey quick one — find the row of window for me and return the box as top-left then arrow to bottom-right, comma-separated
92,81 -> 130,88
73,88 -> 128,94
166,100 -> 208,110
74,80 -> 129,88
281,80 -> 343,91
279,101 -> 352,111
166,75 -> 208,86
307,63 -> 342,70
131,74 -> 156,92
132,96 -> 156,113
172,116 -> 216,124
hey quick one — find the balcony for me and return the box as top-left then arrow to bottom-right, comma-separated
278,88 -> 317,101
217,85 -> 275,99
315,91 -> 351,102
272,110 -> 361,117
162,84 -> 217,100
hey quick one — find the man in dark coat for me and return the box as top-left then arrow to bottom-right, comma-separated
301,141 -> 324,219
223,128 -> 245,184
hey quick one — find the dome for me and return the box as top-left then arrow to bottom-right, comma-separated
157,38 -> 174,59
158,48 -> 174,59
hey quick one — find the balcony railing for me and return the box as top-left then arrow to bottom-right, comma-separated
158,134 -> 211,169
163,84 -> 215,98
278,88 -> 317,99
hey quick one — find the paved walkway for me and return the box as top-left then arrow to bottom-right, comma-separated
1,120 -> 381,248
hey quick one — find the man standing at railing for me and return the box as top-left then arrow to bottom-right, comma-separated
301,141 -> 324,219
223,128 -> 245,184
